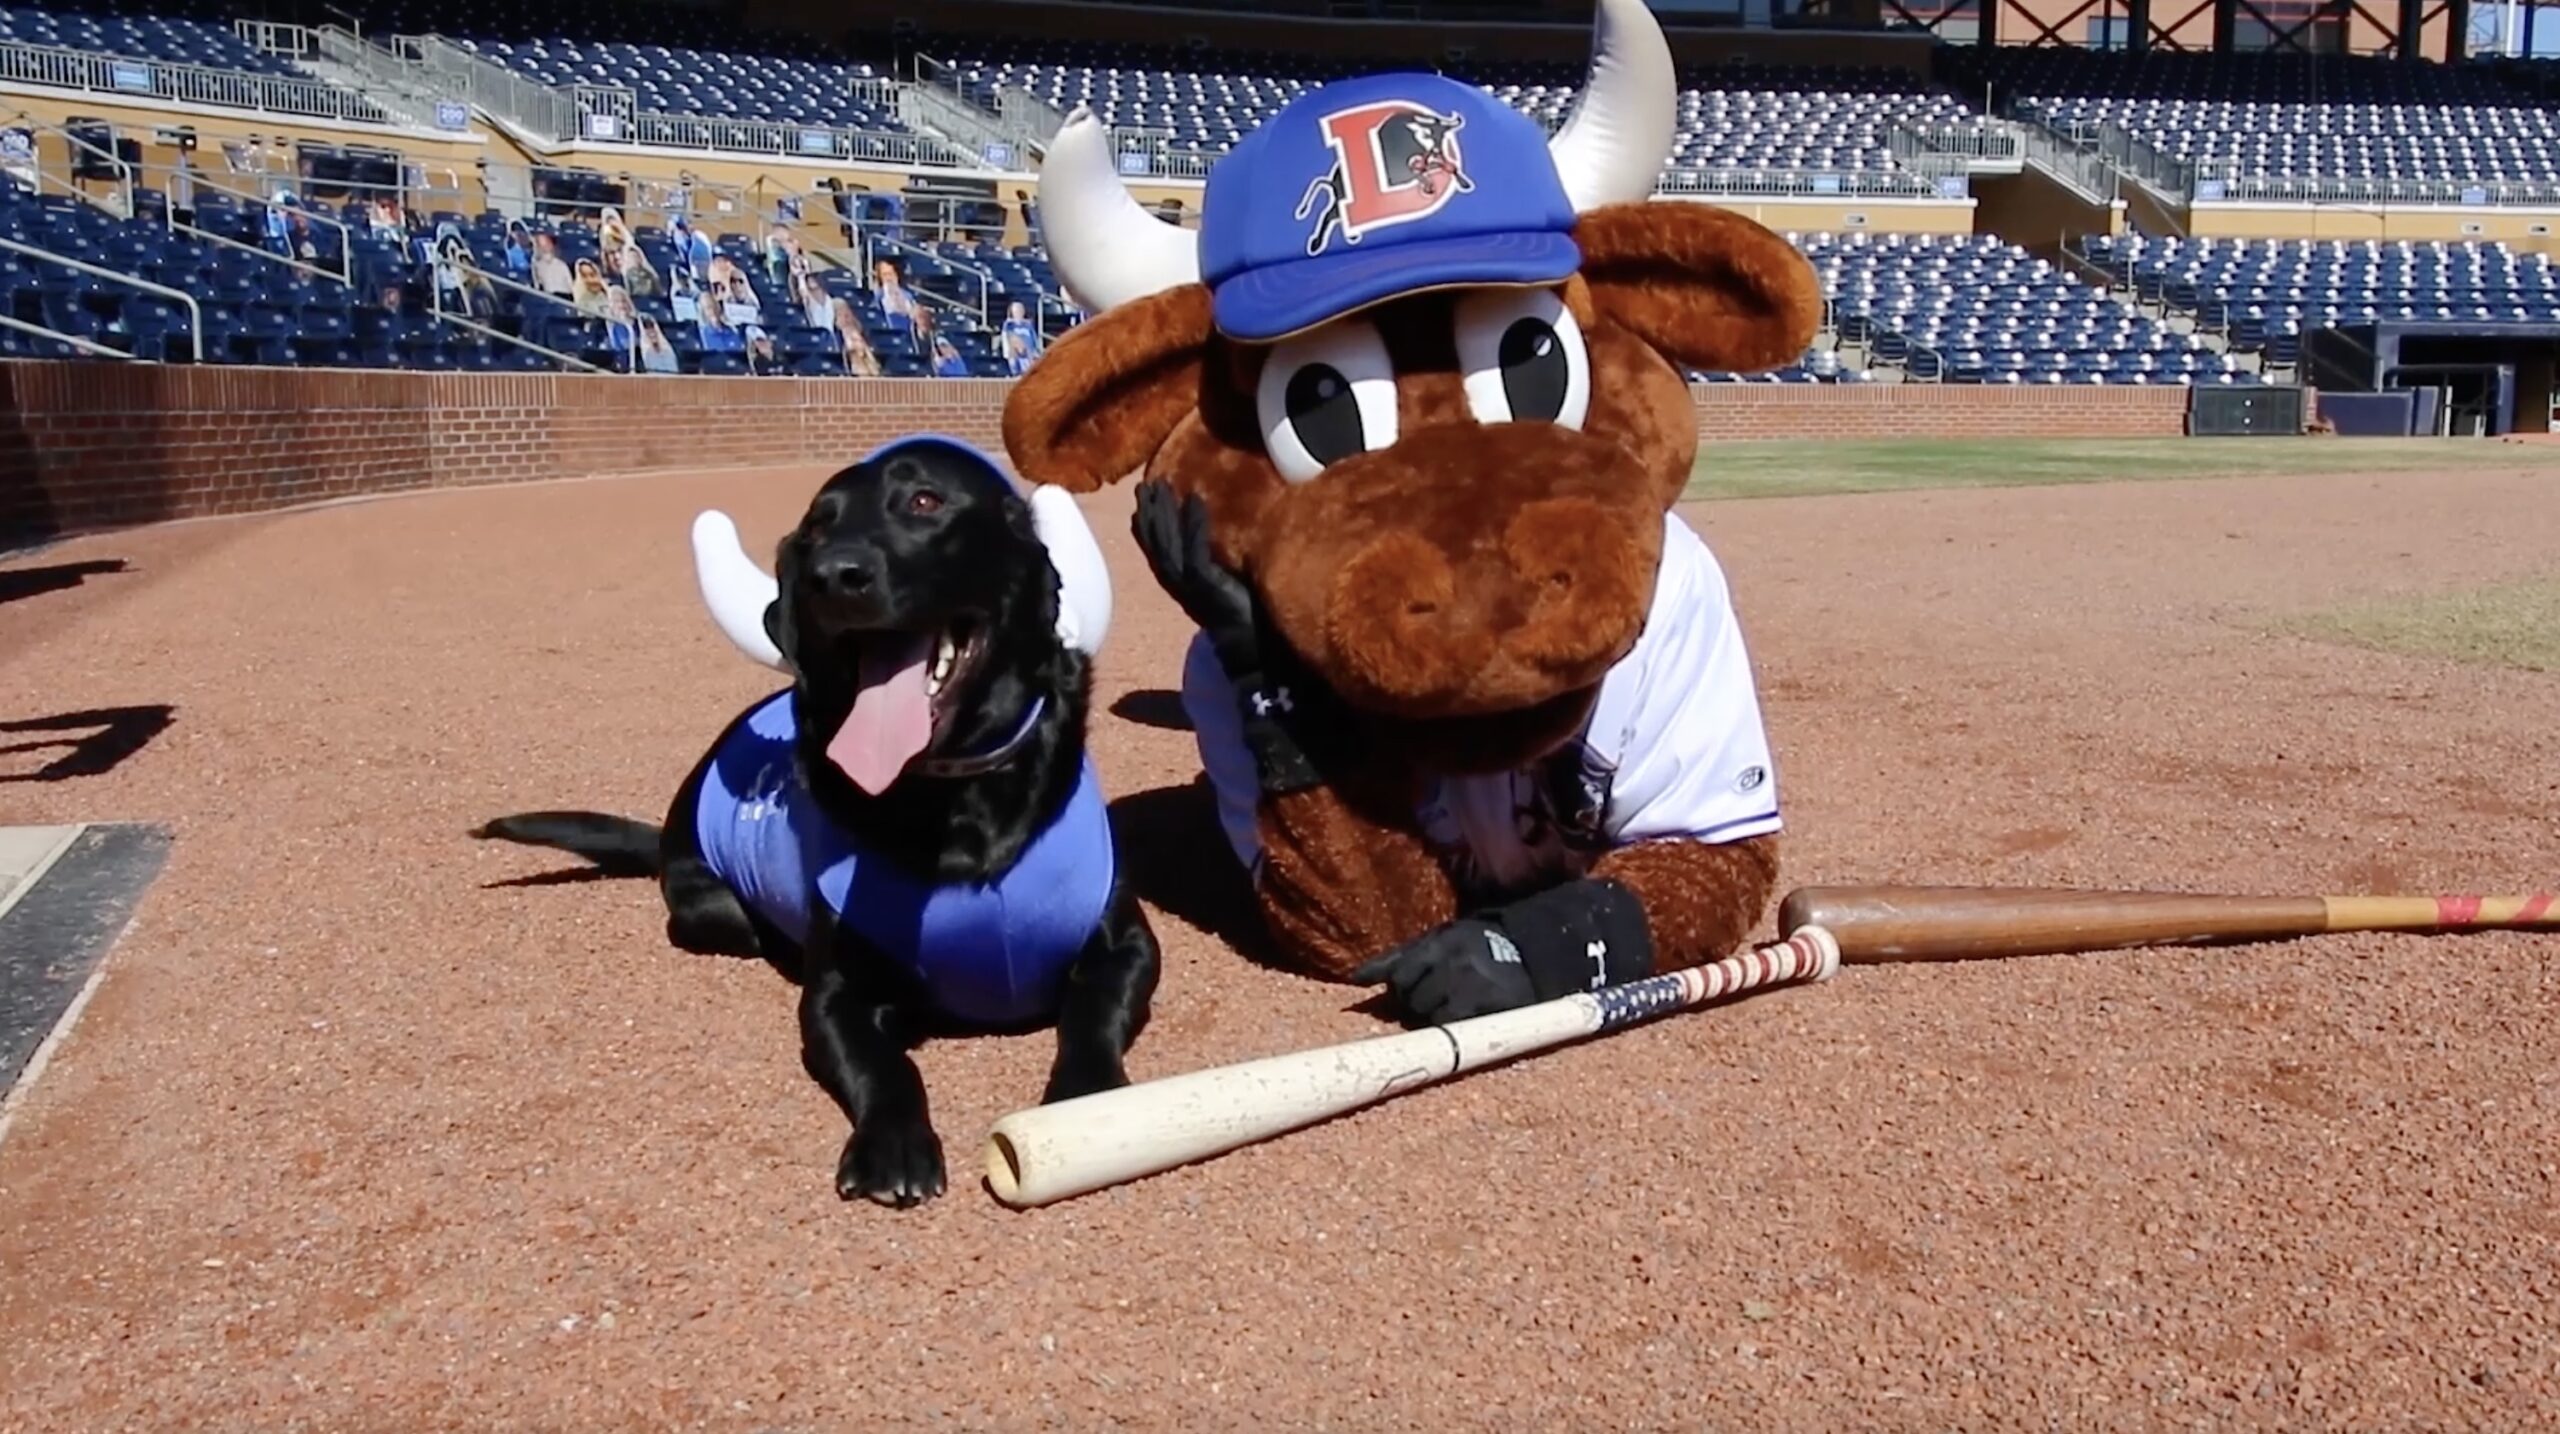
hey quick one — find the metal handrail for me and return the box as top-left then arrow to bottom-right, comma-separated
0,233 -> 205,362
163,167 -> 356,288
0,36 -> 388,127
0,310 -> 134,359
402,33 -> 577,143
866,231 -> 992,327
16,111 -> 136,217
627,109 -> 971,169
425,254 -> 608,374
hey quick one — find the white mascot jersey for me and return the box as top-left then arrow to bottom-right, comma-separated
1182,510 -> 1782,901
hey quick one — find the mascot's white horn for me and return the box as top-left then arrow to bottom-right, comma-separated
1546,0 -> 1680,214
1034,0 -> 1673,321
690,491 -> 1112,673
1035,104 -> 1201,317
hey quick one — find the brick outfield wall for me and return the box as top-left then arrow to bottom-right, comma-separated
0,361 -> 2200,544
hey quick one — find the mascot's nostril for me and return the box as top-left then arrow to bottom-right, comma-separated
1324,530 -> 1486,707
1504,499 -> 1648,672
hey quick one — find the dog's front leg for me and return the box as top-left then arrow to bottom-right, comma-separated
797,943 -> 945,1208
1041,876 -> 1162,1105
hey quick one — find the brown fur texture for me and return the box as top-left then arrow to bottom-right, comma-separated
1001,284 -> 1214,493
1253,779 -> 1459,981
998,201 -> 1823,985
1575,202 -> 1826,378
1594,833 -> 1783,973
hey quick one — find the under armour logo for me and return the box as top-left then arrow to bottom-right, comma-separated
1248,686 -> 1294,718
1585,938 -> 1609,989
1483,929 -> 1522,965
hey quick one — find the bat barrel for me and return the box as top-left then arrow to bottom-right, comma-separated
1779,885 -> 2333,962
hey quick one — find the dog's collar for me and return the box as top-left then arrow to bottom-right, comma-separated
911,694 -> 1049,779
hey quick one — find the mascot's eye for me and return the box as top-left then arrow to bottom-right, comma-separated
1453,287 -> 1590,430
1255,318 -> 1400,484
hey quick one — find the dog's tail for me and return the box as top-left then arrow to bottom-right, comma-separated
470,811 -> 663,877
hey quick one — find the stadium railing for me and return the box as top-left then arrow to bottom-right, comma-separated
256,22 -> 469,133
424,257 -> 610,373
2038,117 -> 2196,202
169,167 -> 358,289
383,33 -> 979,169
31,115 -> 359,289
867,230 -> 995,328
906,53 -> 1058,167
627,111 -> 965,168
0,231 -> 205,362
0,35 -> 384,128
2184,172 -> 2560,208
893,72 -> 1021,168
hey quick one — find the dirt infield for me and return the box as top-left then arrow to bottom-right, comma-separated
1,458 -> 2555,1430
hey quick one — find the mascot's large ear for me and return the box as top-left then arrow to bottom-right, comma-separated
1001,284 -> 1213,493
1573,202 -> 1823,376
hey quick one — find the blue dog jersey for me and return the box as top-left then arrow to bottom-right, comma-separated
693,690 -> 1117,1027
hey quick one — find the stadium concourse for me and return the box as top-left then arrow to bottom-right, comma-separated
0,0 -> 2554,399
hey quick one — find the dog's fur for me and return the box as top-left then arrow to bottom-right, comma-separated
474,445 -> 1160,1208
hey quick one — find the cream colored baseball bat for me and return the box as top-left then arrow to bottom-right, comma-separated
981,926 -> 1841,1209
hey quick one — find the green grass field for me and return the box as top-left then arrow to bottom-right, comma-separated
1684,435 -> 2560,674
2268,578 -> 2560,675
1684,436 -> 2560,502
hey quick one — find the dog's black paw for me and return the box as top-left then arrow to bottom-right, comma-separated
836,1117 -> 947,1208
666,908 -> 764,959
1040,1052 -> 1130,1106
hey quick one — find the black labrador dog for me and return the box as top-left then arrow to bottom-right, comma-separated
474,437 -> 1160,1208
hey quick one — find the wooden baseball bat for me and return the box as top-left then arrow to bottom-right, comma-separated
982,926 -> 1842,1210
1778,884 -> 2560,963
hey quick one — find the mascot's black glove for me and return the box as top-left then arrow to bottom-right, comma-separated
1350,877 -> 1656,1028
1133,477 -> 1347,795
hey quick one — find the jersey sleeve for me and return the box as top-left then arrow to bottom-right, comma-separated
1596,514 -> 1783,849
1179,631 -> 1267,876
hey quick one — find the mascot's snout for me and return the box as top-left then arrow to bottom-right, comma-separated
1254,417 -> 1665,718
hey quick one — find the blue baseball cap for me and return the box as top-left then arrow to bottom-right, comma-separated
1199,71 -> 1580,343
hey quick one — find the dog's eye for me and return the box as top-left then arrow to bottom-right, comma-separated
907,490 -> 944,516
1453,287 -> 1589,431
1254,318 -> 1398,485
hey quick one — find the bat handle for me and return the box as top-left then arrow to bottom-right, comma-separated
1589,925 -> 1841,1034
1735,924 -> 1843,992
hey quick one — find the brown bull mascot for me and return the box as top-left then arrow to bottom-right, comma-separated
1003,0 -> 1823,1028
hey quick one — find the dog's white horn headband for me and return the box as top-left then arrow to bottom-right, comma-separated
690,485 -> 1113,672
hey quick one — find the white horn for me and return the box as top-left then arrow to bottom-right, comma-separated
691,510 -> 787,671
1037,104 -> 1201,314
1547,0 -> 1679,213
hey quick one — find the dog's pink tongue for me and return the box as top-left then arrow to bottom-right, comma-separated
826,634 -> 934,796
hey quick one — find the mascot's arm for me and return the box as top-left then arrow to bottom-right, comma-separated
1252,777 -> 1458,983
1180,625 -> 1457,981
1591,832 -> 1780,972
1146,477 -> 1461,980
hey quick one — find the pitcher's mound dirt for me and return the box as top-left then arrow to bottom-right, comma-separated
0,463 -> 2554,1431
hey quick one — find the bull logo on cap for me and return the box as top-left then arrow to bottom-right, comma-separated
1295,100 -> 1475,257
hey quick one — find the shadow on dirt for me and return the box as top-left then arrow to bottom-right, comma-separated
1107,688 -> 1191,732
0,704 -> 176,782
0,558 -> 128,606
1106,775 -> 1274,968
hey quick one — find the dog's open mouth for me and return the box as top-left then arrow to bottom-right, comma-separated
823,619 -> 986,795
